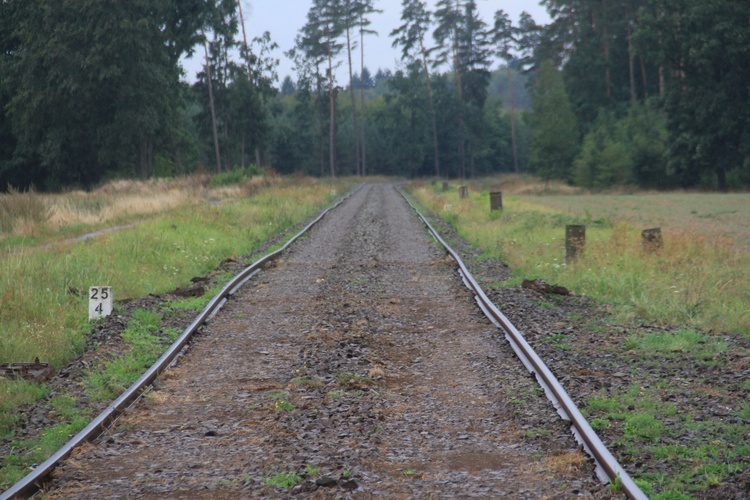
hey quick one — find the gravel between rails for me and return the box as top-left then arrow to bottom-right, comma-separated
42,183 -> 613,498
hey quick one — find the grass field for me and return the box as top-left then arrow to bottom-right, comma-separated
411,177 -> 749,335
1,175 -> 349,368
525,192 -> 750,248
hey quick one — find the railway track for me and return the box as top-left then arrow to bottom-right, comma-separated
2,183 -> 644,499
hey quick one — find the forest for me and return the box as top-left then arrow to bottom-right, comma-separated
1,0 -> 748,192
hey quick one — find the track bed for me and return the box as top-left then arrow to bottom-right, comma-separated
44,184 -> 606,497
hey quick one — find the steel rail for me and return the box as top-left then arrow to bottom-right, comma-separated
1,186 -> 360,500
398,187 -> 647,500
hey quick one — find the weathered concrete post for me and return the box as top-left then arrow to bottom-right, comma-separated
459,186 -> 468,199
642,227 -> 663,252
442,182 -> 449,192
565,225 -> 586,264
490,191 -> 503,211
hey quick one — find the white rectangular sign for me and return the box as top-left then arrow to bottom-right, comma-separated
89,286 -> 113,321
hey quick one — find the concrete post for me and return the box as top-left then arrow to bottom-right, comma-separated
565,225 -> 586,264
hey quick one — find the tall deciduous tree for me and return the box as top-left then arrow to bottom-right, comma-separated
5,0 -> 190,188
651,0 -> 750,191
528,61 -> 580,181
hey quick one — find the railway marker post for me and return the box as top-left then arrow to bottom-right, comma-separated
642,227 -> 663,252
89,286 -> 113,321
490,191 -> 503,211
459,186 -> 468,199
565,225 -> 585,264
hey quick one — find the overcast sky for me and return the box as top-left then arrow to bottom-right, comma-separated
181,1 -> 551,85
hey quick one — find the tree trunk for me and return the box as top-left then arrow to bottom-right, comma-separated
453,35 -> 465,179
328,57 -> 336,178
658,65 -> 665,97
716,166 -> 728,193
507,65 -> 519,173
345,24 -> 360,176
203,36 -> 222,174
139,140 -> 148,180
359,19 -> 367,176
238,0 -> 262,170
422,45 -> 440,178
316,62 -> 325,176
470,142 -> 475,179
601,0 -> 612,100
627,17 -> 636,103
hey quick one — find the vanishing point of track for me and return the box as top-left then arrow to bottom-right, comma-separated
2,183 -> 645,499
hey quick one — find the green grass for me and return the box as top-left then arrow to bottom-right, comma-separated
265,472 -> 302,488
586,384 -> 749,495
0,398 -> 90,489
624,329 -> 729,360
0,380 -> 49,438
84,309 -> 167,401
624,413 -> 663,442
524,192 -> 750,248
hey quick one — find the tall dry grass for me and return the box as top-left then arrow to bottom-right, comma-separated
1,174 -> 286,241
0,186 -> 54,234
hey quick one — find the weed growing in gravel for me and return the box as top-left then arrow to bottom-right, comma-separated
624,413 -> 663,442
162,281 -> 230,314
274,401 -> 294,412
543,333 -> 572,350
589,384 -> 750,494
304,465 -> 320,476
738,402 -> 750,419
0,380 -> 49,438
265,472 -> 302,488
624,329 -> 728,361
84,310 -> 167,401
336,371 -> 371,388
0,392 -> 90,488
290,377 -> 324,389
520,428 -> 553,439
1,414 -> 88,489
589,418 -> 610,431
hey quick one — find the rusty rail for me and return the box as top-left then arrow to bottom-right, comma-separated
398,187 -> 647,500
1,186 -> 360,500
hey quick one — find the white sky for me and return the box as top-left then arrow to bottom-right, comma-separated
181,1 -> 551,85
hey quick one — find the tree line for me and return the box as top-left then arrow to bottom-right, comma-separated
1,0 -> 748,191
